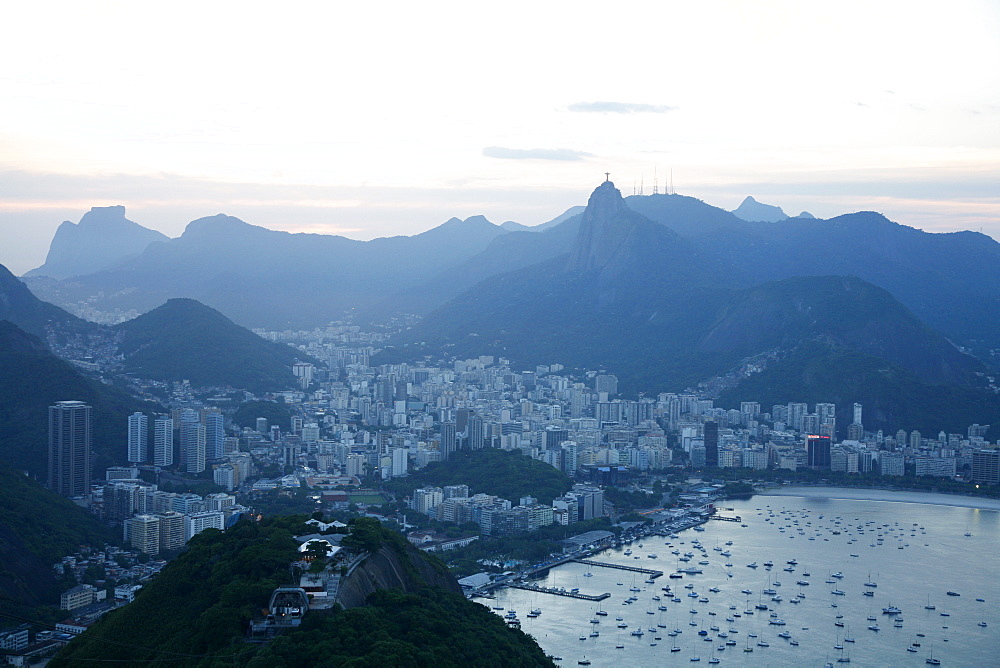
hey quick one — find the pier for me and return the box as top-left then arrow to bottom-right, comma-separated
508,583 -> 611,601
708,515 -> 742,522
574,559 -> 663,578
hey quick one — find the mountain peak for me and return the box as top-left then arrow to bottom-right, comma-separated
25,206 -> 169,279
568,181 -> 657,273
181,214 -> 262,238
732,195 -> 788,222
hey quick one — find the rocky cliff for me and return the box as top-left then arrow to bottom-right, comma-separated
337,543 -> 462,608
336,540 -> 461,609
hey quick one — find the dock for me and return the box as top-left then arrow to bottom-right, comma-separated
574,559 -> 663,578
508,583 -> 611,601
708,515 -> 742,522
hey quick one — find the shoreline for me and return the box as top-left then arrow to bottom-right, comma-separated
755,485 -> 1000,511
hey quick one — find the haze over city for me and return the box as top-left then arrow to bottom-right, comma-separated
2,0 -> 999,274
3,4 -> 1000,665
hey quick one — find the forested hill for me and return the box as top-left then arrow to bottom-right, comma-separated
0,465 -> 120,618
385,449 -> 574,505
114,298 -> 308,392
0,320 -> 160,476
52,516 -> 553,667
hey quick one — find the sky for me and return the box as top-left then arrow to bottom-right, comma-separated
2,0 -> 999,275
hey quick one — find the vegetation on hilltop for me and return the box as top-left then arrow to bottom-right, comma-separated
232,399 -> 294,431
53,515 -> 552,667
719,340 -> 1000,436
114,298 -> 308,392
385,449 -> 574,505
52,516 -> 306,666
247,587 -> 553,668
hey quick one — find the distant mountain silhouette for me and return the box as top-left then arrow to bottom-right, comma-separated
114,298 -> 309,391
716,211 -> 1000,354
0,263 -> 93,341
21,185 -> 1000,361
25,212 -> 512,328
380,182 -> 996,433
731,195 -> 788,222
25,206 -> 169,280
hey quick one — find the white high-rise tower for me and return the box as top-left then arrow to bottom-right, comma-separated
153,417 -> 174,467
127,412 -> 148,463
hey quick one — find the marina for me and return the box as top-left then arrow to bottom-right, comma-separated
486,490 -> 999,666
572,559 -> 663,578
508,583 -> 611,601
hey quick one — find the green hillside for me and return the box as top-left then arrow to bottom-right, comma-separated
0,464 -> 120,617
0,320 -> 160,476
386,449 -> 574,505
53,516 -> 552,667
719,339 -> 1000,436
115,298 -> 306,391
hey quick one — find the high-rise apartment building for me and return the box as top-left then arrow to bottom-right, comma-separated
440,422 -> 456,460
806,435 -> 831,469
125,514 -> 160,555
153,416 -> 174,467
127,412 -> 148,463
704,421 -> 719,467
179,410 -> 205,473
203,409 -> 224,461
595,374 -> 618,397
48,401 -> 91,498
971,449 -> 1000,485
157,511 -> 186,551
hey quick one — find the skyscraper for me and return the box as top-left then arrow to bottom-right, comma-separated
153,416 -> 174,467
595,374 -> 618,397
806,435 -> 832,469
127,412 -> 148,463
203,409 -> 224,461
440,422 -> 456,460
180,412 -> 206,474
703,421 -> 719,467
48,401 -> 91,498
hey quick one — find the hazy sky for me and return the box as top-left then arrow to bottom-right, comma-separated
2,0 -> 999,274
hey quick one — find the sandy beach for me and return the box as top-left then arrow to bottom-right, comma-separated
756,485 -> 1000,511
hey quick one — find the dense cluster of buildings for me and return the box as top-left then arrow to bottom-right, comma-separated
95,467 -> 251,555
234,325 -> 1000,494
409,484 -> 605,536
43,325 -> 1000,549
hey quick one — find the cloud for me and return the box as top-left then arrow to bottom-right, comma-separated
482,146 -> 592,161
566,101 -> 677,114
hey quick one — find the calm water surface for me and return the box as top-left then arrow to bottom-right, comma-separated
489,491 -> 1000,667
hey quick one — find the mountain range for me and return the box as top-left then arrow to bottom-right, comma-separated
13,181 -> 1000,433
1,265 -> 309,416
22,191 -> 1000,359
378,182 -> 999,434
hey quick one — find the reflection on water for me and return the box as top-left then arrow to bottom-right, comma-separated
487,493 -> 999,667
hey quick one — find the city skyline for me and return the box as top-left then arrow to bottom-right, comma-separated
2,1 -> 999,274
